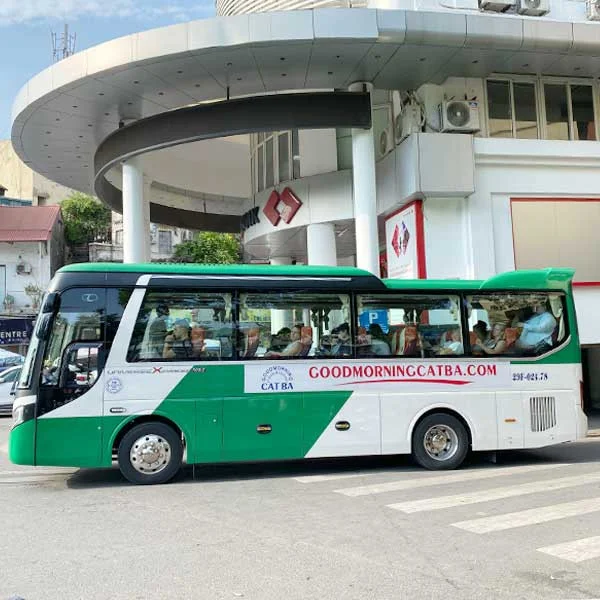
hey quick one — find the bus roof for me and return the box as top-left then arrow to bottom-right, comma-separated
58,263 -> 574,291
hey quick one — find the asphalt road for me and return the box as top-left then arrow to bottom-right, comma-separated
1,417 -> 600,600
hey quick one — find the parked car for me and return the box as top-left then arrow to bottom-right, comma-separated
0,348 -> 24,373
0,365 -> 21,416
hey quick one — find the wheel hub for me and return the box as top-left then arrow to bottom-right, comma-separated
130,434 -> 171,474
423,425 -> 459,461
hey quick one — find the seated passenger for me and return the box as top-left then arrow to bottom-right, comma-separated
270,327 -> 291,352
473,320 -> 489,345
437,327 -> 464,356
476,322 -> 508,356
391,325 -> 422,357
163,319 -> 195,360
264,324 -> 305,358
515,302 -> 557,355
330,323 -> 353,357
367,324 -> 391,356
148,303 -> 170,358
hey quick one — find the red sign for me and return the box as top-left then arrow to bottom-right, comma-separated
263,187 -> 302,227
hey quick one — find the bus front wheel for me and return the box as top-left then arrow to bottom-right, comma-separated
117,422 -> 183,485
411,413 -> 469,470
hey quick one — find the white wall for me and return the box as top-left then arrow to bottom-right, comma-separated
0,242 -> 51,312
299,129 -> 338,178
469,137 -> 600,344
423,197 -> 472,279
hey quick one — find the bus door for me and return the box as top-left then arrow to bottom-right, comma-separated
36,342 -> 104,466
35,288 -> 107,467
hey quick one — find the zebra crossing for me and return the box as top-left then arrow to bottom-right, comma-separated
294,462 -> 600,565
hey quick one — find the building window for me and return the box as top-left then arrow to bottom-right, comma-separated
487,78 -> 597,141
115,230 -> 123,246
158,230 -> 172,254
486,79 -> 538,139
251,130 -> 297,195
544,83 -> 596,141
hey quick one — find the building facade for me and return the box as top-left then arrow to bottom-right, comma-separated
10,0 -> 600,411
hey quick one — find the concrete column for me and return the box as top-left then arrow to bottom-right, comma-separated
270,257 -> 294,333
349,82 -> 379,276
143,179 -> 152,261
122,157 -> 147,264
306,223 -> 337,266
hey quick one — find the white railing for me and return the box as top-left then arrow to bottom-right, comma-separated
216,0 -> 368,17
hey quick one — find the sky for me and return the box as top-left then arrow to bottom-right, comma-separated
0,0 -> 216,140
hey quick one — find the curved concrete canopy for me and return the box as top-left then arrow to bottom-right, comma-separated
95,91 -> 370,228
11,7 -> 600,216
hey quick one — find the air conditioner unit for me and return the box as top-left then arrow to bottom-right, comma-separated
517,0 -> 549,15
479,0 -> 515,11
439,100 -> 481,134
378,128 -> 391,158
16,262 -> 32,275
586,0 -> 600,20
394,103 -> 422,144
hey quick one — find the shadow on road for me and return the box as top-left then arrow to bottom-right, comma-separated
64,438 -> 599,489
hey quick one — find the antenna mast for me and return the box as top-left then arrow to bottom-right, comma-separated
51,24 -> 76,62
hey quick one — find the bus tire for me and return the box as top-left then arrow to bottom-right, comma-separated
117,422 -> 183,485
411,413 -> 469,471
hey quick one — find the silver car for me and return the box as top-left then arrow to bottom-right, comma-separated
0,366 -> 21,416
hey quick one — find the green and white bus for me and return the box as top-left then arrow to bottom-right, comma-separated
10,263 -> 587,484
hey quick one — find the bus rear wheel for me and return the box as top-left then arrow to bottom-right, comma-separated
411,413 -> 469,470
117,422 -> 183,485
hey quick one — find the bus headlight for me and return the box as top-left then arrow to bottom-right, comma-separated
12,405 -> 26,427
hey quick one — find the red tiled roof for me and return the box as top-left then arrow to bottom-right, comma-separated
0,206 -> 61,242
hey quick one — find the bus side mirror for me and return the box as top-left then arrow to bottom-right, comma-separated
35,314 -> 53,341
42,292 -> 60,313
58,342 -> 102,389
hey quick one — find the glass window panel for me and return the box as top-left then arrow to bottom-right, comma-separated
278,132 -> 290,183
355,295 -> 463,358
544,83 -> 570,140
514,82 -> 538,139
239,292 -> 351,359
292,129 -> 300,179
128,291 -> 234,361
265,137 -> 274,189
571,85 -> 596,141
487,80 -> 513,138
467,293 -> 565,357
257,146 -> 264,192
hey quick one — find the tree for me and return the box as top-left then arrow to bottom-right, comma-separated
60,193 -> 112,246
172,232 -> 240,264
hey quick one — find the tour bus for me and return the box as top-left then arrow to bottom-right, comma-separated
9,263 -> 587,485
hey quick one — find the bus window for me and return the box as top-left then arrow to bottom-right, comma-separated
355,294 -> 463,358
238,292 -> 351,359
127,290 -> 234,361
466,292 -> 566,357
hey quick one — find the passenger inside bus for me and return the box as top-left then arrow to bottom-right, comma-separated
474,322 -> 508,356
163,319 -> 197,360
515,301 -> 557,355
148,303 -> 170,358
264,324 -> 306,358
391,324 -> 423,357
330,323 -> 352,356
436,327 -> 464,356
365,324 -> 391,356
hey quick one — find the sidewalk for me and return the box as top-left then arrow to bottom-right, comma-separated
587,413 -> 600,437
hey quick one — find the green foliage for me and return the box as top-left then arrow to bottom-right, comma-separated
60,193 -> 111,246
172,232 -> 240,264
